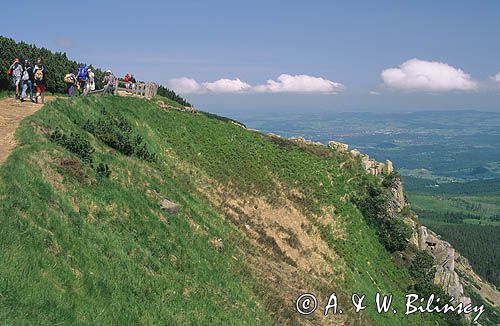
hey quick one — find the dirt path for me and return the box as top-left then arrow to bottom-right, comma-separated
0,97 -> 52,164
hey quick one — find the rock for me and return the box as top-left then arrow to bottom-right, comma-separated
328,140 -> 349,152
289,136 -> 306,142
350,149 -> 361,157
209,238 -> 224,251
160,198 -> 180,216
359,154 -> 393,176
287,136 -> 324,147
386,160 -> 394,174
416,225 -> 471,306
389,177 -> 406,213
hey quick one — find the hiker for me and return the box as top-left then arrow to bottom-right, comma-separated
76,65 -> 88,94
33,58 -> 47,104
8,58 -> 23,100
88,68 -> 95,91
129,74 -> 137,90
21,59 -> 34,102
103,70 -> 117,94
124,73 -> 130,89
64,70 -> 77,96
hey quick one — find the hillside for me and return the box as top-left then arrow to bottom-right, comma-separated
0,95 -> 497,324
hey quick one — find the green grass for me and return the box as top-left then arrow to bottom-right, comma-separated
0,96 -> 448,324
0,90 -> 13,99
409,193 -> 500,220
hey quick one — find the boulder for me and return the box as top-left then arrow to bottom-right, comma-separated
386,160 -> 394,174
160,198 -> 180,216
350,149 -> 361,157
328,140 -> 349,152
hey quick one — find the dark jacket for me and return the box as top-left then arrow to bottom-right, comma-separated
23,66 -> 34,83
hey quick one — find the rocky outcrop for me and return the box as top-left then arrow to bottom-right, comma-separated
382,174 -> 472,307
414,225 -> 472,306
288,136 -> 323,147
385,176 -> 407,217
328,140 -> 349,152
360,154 -> 394,176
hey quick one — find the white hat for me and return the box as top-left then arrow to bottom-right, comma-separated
106,69 -> 112,73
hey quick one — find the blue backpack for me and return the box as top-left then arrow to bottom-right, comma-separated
77,66 -> 88,82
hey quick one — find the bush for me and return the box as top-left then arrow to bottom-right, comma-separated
50,129 -> 94,163
409,251 -> 465,325
95,163 -> 111,178
83,108 -> 157,162
353,181 -> 411,253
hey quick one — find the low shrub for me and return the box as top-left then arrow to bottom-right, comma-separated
95,162 -> 111,178
83,108 -> 157,162
50,129 -> 94,163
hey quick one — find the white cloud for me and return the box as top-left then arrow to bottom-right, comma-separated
202,78 -> 251,93
369,90 -> 380,95
381,58 -> 478,92
167,77 -> 202,94
167,74 -> 345,94
254,74 -> 345,93
492,72 -> 500,83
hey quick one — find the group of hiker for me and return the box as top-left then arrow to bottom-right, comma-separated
64,66 -> 96,96
7,58 -> 47,103
7,57 -> 138,101
64,68 -> 137,97
64,66 -> 121,97
123,73 -> 137,90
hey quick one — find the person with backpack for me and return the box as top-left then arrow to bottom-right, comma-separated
103,70 -> 117,94
76,65 -> 88,94
33,58 -> 47,104
20,59 -> 34,103
124,73 -> 130,89
64,69 -> 77,97
88,68 -> 95,91
129,74 -> 137,90
8,58 -> 24,100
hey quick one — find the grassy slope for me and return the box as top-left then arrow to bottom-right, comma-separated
0,96 -> 442,324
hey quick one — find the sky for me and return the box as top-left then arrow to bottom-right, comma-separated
2,0 -> 500,112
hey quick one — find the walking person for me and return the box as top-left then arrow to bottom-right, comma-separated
64,70 -> 77,97
76,65 -> 88,94
21,59 -> 34,102
33,58 -> 47,104
124,73 -> 130,89
88,68 -> 95,92
129,74 -> 137,90
8,58 -> 23,100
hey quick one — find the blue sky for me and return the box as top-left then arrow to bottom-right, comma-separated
2,0 -> 500,111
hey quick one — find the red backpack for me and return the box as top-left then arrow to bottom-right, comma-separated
7,68 -> 12,76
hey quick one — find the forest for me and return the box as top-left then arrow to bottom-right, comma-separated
416,209 -> 500,288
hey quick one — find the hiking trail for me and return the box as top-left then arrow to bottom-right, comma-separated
0,97 -> 52,164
